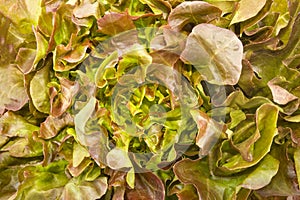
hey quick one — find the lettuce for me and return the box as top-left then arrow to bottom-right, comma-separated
1,0 -> 300,199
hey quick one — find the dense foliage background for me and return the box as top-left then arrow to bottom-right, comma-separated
1,0 -> 300,199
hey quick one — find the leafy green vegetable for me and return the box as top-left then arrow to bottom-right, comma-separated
1,0 -> 300,199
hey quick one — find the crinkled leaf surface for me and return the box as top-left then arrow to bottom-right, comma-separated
174,154 -> 279,200
61,177 -> 107,200
219,104 -> 279,171
1,0 -> 300,199
40,113 -> 74,139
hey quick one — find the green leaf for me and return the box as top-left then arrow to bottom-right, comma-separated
174,154 -> 279,200
0,0 -> 42,36
203,0 -> 236,16
74,97 -> 97,143
0,13 -> 19,66
269,0 -> 290,36
117,45 -> 152,77
240,154 -> 279,190
0,112 -> 39,138
33,29 -> 49,70
229,116 -> 260,162
248,14 -> 300,88
53,39 -> 90,71
219,104 -> 279,171
126,168 -> 135,189
229,109 -> 246,129
30,64 -> 51,114
284,115 -> 300,122
294,148 -> 300,191
139,0 -> 171,16
14,160 -> 69,199
257,145 -> 300,196
0,167 -> 21,199
72,142 -> 90,168
174,184 -> 199,200
222,90 -> 272,110
52,3 -> 78,46
95,51 -> 118,88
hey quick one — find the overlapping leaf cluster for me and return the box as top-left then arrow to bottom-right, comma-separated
1,0 -> 300,199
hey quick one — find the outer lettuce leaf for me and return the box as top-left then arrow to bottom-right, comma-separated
61,177 -> 107,200
180,24 -> 243,85
0,65 -> 28,114
15,47 -> 36,75
0,0 -> 41,36
248,14 -> 300,87
125,172 -> 165,200
74,97 -> 110,166
174,154 -> 279,200
267,76 -> 298,105
50,77 -> 79,117
0,13 -> 17,65
218,104 -> 279,172
13,160 -> 69,200
190,109 -> 225,157
72,142 -> 90,168
257,144 -> 300,197
269,0 -> 290,36
29,63 -> 51,114
168,1 -> 222,31
0,111 -> 39,138
40,113 -> 74,139
0,0 -> 48,75
230,0 -> 267,25
0,112 -> 42,158
73,0 -> 102,19
0,167 -> 20,200
171,184 -> 199,200
139,0 -> 171,17
50,3 -> 78,47
53,38 -> 90,71
97,12 -> 136,36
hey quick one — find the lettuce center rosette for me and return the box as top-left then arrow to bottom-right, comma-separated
73,29 -> 205,173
